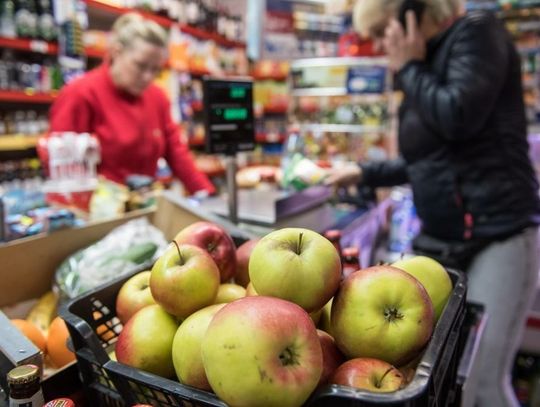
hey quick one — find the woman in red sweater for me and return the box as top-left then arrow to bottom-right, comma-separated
49,13 -> 215,195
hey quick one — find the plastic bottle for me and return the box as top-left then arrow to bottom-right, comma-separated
0,0 -> 17,38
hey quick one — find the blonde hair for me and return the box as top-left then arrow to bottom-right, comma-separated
111,12 -> 168,49
353,0 -> 464,37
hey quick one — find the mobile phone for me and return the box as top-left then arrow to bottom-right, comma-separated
398,0 -> 426,29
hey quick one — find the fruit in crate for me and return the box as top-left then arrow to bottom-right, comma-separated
172,304 -> 225,390
317,330 -> 345,386
10,319 -> 47,353
47,317 -> 76,368
331,266 -> 434,366
174,222 -> 237,282
392,256 -> 452,321
26,291 -> 58,335
330,358 -> 405,393
318,299 -> 333,335
201,296 -> 323,407
150,243 -> 220,319
115,271 -> 155,324
115,304 -> 178,378
249,228 -> 341,312
235,239 -> 260,287
245,282 -> 258,296
214,284 -> 246,304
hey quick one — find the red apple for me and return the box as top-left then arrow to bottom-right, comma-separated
317,330 -> 345,386
115,271 -> 155,324
235,239 -> 260,287
201,296 -> 323,407
174,222 -> 237,282
332,265 -> 434,366
330,358 -> 404,392
150,243 -> 220,319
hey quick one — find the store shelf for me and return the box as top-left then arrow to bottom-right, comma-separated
0,90 -> 58,104
256,133 -> 286,143
253,73 -> 288,81
263,106 -> 288,115
0,135 -> 40,151
0,37 -> 59,55
292,88 -> 388,99
85,0 -> 245,48
298,124 -> 385,134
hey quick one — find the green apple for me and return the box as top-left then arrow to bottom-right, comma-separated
115,304 -> 178,378
318,298 -> 333,335
214,284 -> 246,304
201,296 -> 323,407
115,271 -> 155,324
392,256 -> 452,321
150,243 -> 220,319
332,265 -> 434,366
249,228 -> 341,312
330,358 -> 404,392
172,304 -> 225,390
245,282 -> 258,296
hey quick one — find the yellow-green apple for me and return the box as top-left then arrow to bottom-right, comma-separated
310,308 -> 323,326
201,296 -> 323,407
115,304 -> 178,378
150,243 -> 220,319
318,298 -> 333,335
174,222 -> 237,282
392,256 -> 452,321
332,266 -> 434,366
214,284 -> 246,304
172,304 -> 225,390
115,271 -> 155,324
245,282 -> 258,296
249,228 -> 341,312
235,239 -> 260,287
330,358 -> 404,392
317,330 -> 345,386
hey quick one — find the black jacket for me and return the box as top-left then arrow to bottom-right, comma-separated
362,10 -> 540,241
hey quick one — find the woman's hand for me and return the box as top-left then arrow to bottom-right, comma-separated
384,10 -> 426,72
324,164 -> 363,187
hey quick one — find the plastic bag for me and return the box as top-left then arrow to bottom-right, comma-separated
55,218 -> 168,299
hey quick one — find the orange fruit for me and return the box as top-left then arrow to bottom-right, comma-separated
47,317 -> 76,368
10,319 -> 47,353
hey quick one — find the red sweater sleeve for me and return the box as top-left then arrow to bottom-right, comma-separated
160,97 -> 216,195
49,81 -> 93,132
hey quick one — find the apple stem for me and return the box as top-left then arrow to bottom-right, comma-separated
296,233 -> 304,255
376,367 -> 396,388
172,240 -> 185,265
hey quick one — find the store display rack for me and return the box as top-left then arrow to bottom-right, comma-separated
85,0 -> 245,49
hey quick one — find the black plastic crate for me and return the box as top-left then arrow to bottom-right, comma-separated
60,267 -> 467,407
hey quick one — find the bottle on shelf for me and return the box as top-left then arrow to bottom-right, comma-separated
6,364 -> 44,407
14,0 -> 39,38
342,246 -> 360,280
36,0 -> 57,41
0,0 -> 17,38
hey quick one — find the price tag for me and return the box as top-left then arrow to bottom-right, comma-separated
30,40 -> 49,54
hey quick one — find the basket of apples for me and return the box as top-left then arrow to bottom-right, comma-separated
59,222 -> 467,407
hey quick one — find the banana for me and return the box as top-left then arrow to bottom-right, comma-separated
26,291 -> 58,335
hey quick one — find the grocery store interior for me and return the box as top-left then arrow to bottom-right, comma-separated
1,0 -> 540,406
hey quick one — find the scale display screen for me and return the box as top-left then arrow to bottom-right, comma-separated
203,78 -> 255,155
